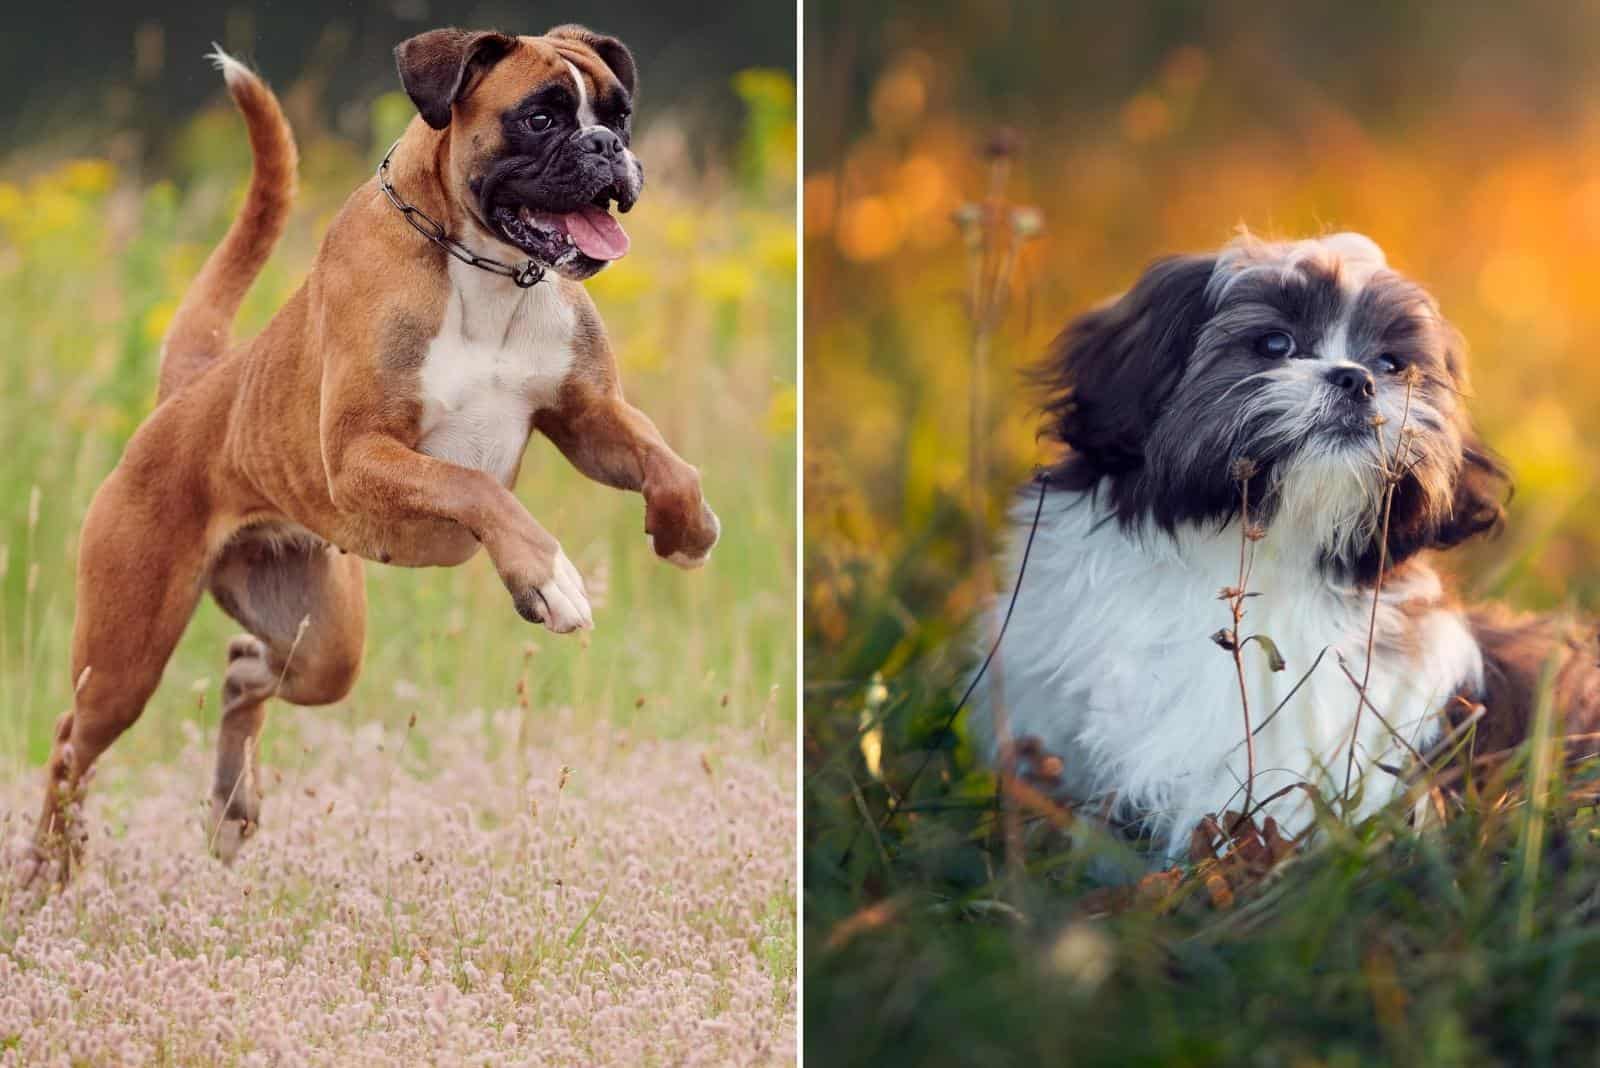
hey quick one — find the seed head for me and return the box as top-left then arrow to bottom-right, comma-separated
983,127 -> 1022,160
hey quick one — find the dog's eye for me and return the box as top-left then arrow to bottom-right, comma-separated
1376,353 -> 1404,374
524,113 -> 553,133
1255,330 -> 1296,359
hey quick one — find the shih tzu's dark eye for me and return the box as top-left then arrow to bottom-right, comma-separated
1255,330 -> 1296,359
524,113 -> 553,133
1376,353 -> 1405,374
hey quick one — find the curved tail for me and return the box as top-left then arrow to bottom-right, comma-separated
158,47 -> 297,401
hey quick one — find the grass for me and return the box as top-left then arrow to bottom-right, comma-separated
1,704 -> 796,1064
805,522 -> 1600,1066
0,66 -> 796,1066
807,785 -> 1600,1065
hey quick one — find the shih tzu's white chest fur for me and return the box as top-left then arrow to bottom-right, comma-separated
973,486 -> 1483,861
416,264 -> 577,487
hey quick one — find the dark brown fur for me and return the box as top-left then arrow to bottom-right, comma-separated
1459,608 -> 1600,755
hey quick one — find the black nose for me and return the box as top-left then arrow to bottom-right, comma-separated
578,128 -> 622,158
1325,365 -> 1376,400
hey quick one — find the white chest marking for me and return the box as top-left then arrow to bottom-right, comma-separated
416,262 -> 577,486
973,486 -> 1483,862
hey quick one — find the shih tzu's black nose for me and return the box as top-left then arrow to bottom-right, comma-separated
578,127 -> 623,159
1325,364 -> 1376,401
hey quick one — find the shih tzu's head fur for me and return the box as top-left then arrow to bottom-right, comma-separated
1037,231 -> 1510,581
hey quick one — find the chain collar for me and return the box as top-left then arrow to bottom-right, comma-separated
376,139 -> 545,288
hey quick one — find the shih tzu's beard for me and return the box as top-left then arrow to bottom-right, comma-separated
1144,373 -> 1462,573
1266,449 -> 1387,567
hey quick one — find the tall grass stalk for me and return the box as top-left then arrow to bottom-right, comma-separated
1517,652 -> 1562,942
954,133 -> 1039,886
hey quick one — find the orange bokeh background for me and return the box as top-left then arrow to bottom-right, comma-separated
805,1 -> 1600,656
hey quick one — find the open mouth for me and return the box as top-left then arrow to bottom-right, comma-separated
491,194 -> 630,268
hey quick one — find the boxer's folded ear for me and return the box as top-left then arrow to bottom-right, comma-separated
547,24 -> 638,97
394,28 -> 516,130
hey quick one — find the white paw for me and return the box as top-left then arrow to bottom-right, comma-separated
534,548 -> 594,633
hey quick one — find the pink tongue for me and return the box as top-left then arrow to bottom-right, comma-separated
562,205 -> 630,260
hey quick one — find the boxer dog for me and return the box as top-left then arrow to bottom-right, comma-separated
25,26 -> 720,879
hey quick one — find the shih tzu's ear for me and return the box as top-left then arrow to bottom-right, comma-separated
394,29 -> 517,130
1434,437 -> 1510,548
1372,321 -> 1509,575
1379,435 -> 1509,578
1035,254 -> 1217,475
1430,328 -> 1509,551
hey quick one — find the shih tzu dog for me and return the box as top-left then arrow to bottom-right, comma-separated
971,231 -> 1600,863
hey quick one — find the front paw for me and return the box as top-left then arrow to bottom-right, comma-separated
509,546 -> 593,633
648,503 -> 720,570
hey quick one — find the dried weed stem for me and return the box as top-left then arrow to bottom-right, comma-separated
1343,373 -> 1419,805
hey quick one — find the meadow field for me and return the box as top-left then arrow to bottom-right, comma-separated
805,4 -> 1600,1063
0,62 -> 797,1065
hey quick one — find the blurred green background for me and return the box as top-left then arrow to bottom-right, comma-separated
0,2 -> 796,773
805,2 -> 1600,1064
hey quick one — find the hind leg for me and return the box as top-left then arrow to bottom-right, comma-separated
29,465 -> 210,883
206,531 -> 365,860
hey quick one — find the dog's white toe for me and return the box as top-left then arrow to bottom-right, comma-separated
538,548 -> 593,633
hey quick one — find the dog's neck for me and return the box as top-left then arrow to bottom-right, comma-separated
384,126 -> 523,265
384,126 -> 459,229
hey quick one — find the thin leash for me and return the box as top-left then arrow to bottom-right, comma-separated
841,472 -> 1051,865
376,139 -> 545,288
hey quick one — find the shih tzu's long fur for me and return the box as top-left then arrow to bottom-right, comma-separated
971,231 -> 1600,861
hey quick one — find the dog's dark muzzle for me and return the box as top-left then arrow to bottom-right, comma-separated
509,132 -> 639,214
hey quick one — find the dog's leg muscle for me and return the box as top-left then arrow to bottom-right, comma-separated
29,460 -> 210,882
535,389 -> 720,568
326,434 -> 591,632
205,535 -> 366,860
